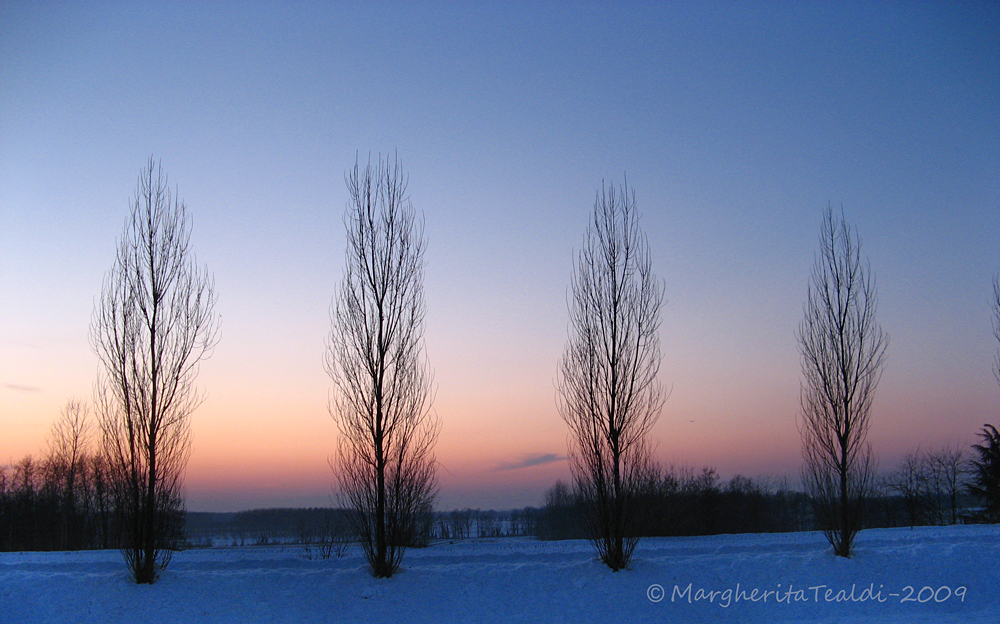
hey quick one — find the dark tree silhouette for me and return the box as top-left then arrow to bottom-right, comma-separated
924,446 -> 966,526
974,279 -> 1000,523
993,275 -> 1000,384
47,400 -> 91,549
969,424 -> 1000,523
886,450 -> 929,528
0,414 -> 114,552
557,179 -> 665,571
91,158 -> 218,583
325,153 -> 439,578
798,205 -> 887,558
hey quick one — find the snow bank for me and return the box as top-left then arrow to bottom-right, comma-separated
1,524 -> 997,623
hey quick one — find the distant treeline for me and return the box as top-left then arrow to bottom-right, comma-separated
0,453 -> 115,551
536,467 -> 812,540
431,507 -> 539,539
185,508 -> 353,548
536,459 -> 984,541
0,450 -> 988,552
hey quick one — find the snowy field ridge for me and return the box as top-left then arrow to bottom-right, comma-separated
1,524 -> 997,623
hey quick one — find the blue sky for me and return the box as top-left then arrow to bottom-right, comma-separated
1,1 -> 998,512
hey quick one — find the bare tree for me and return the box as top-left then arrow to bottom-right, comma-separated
925,446 -> 966,525
887,450 -> 929,528
972,279 -> 1000,523
47,399 -> 91,549
557,179 -> 666,571
88,453 -> 114,549
325,153 -> 439,578
886,445 -> 966,528
798,205 -> 888,557
993,275 -> 1000,384
91,158 -> 218,583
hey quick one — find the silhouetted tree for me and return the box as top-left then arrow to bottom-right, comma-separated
969,424 -> 1000,523
887,450 -> 929,528
557,179 -> 666,570
448,509 -> 474,539
13,456 -> 39,548
881,445 -> 967,528
91,158 -> 218,583
539,480 -> 588,540
318,510 -> 352,559
973,279 -> 1000,523
88,453 -> 114,549
325,153 -> 439,578
992,275 -> 1000,384
925,446 -> 966,525
47,400 -> 91,549
798,205 -> 887,557
0,439 -> 118,552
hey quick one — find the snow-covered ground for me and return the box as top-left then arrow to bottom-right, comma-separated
1,525 -> 997,623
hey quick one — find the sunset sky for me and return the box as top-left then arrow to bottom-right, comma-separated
2,2 -> 998,512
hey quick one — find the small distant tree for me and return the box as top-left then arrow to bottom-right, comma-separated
47,400 -> 91,549
326,153 -> 439,578
448,509 -> 473,539
88,453 -> 114,549
798,205 -> 888,557
13,456 -> 38,547
539,480 -> 587,540
317,510 -> 352,559
92,158 -> 219,583
0,465 -> 7,549
925,446 -> 966,525
887,450 -> 929,528
557,179 -> 666,570
969,424 -> 1000,523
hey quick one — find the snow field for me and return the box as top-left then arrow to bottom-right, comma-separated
1,524 -> 997,623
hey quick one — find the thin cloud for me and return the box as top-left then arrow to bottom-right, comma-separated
4,383 -> 42,393
494,453 -> 566,472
